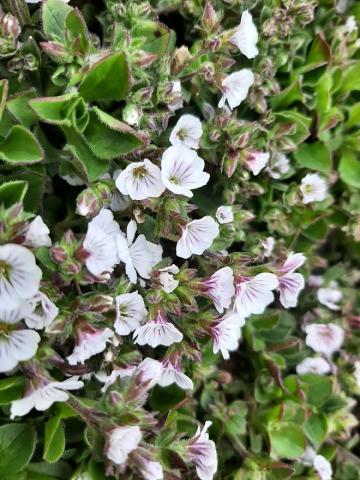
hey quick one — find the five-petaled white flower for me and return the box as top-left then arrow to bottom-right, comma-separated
243,150 -> 270,176
201,267 -> 235,313
24,291 -> 59,330
158,357 -> 193,390
305,323 -> 344,358
116,220 -> 162,284
116,159 -> 165,201
176,216 -> 219,259
10,376 -> 84,418
266,152 -> 290,179
186,421 -> 218,480
0,244 -> 42,309
216,206 -> 234,224
106,426 -> 142,465
24,215 -> 52,248
230,10 -> 259,59
218,69 -> 254,110
169,114 -> 203,150
296,357 -> 331,376
211,312 -> 245,360
133,311 -> 183,348
114,291 -> 147,335
277,252 -> 306,309
161,146 -> 210,197
158,264 -> 180,293
0,305 -> 41,373
234,273 -> 279,318
317,287 -> 342,311
300,173 -> 328,204
67,326 -> 114,365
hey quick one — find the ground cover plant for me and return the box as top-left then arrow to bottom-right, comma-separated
0,0 -> 360,478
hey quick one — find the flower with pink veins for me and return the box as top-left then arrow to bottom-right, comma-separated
176,216 -> 219,259
114,291 -> 147,335
277,252 -> 306,309
305,323 -> 345,358
243,150 -> 270,176
67,325 -> 114,365
106,426 -> 142,465
133,310 -> 183,348
201,267 -> 235,313
186,421 -> 218,480
234,272 -> 279,318
211,312 -> 245,359
317,286 -> 342,310
158,356 -> 193,390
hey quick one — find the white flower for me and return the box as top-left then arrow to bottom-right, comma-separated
169,114 -> 203,149
24,216 -> 52,248
345,16 -> 357,33
67,327 -> 114,365
106,426 -> 142,465
296,357 -> 331,376
114,291 -> 147,335
23,291 -> 59,329
169,80 -> 183,111
135,357 -> 163,389
202,267 -> 235,313
300,173 -> 328,204
218,69 -> 254,110
83,211 -> 119,278
176,216 -> 219,259
266,153 -> 290,179
139,459 -> 164,480
313,455 -> 332,480
211,313 -> 245,360
278,252 -> 306,309
133,311 -> 183,348
317,287 -> 342,311
161,146 -> 209,197
354,361 -> 360,387
97,366 -> 136,392
234,273 -> 279,318
0,244 -> 42,309
300,446 -> 317,466
10,377 -> 84,418
186,421 -> 218,480
158,265 -> 179,293
116,159 -> 165,201
216,206 -> 234,224
230,10 -> 259,59
243,150 -> 270,176
305,323 -> 345,357
262,236 -> 275,257
116,220 -> 162,283
158,358 -> 193,390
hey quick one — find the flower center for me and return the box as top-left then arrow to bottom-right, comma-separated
176,128 -> 187,140
169,175 -> 180,184
0,322 -> 16,335
133,166 -> 148,178
0,260 -> 11,281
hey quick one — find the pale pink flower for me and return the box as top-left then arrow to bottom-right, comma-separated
133,311 -> 183,348
243,150 -> 270,176
277,252 -> 306,308
67,326 -> 114,365
211,313 -> 245,359
216,206 -> 233,224
218,69 -> 254,110
169,114 -> 203,149
201,267 -> 235,313
116,159 -> 165,201
305,323 -> 344,357
186,421 -> 218,480
296,357 -> 331,375
106,426 -> 142,465
176,216 -> 219,259
114,291 -> 147,335
234,273 -> 279,317
230,10 -> 259,59
317,287 -> 342,310
135,357 -> 163,389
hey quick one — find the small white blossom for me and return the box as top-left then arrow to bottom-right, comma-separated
202,267 -> 235,313
10,377 -> 84,418
23,291 -> 59,329
230,10 -> 259,59
169,80 -> 183,111
218,69 -> 254,110
24,215 -> 52,248
133,311 -> 183,348
158,357 -> 193,390
234,273 -> 279,318
67,327 -> 114,365
305,323 -> 344,357
114,291 -> 147,335
317,287 -> 342,311
138,459 -> 164,480
176,216 -> 219,259
216,206 -> 234,224
300,173 -> 328,204
116,159 -> 165,201
135,357 -> 163,389
0,244 -> 42,309
278,252 -> 306,309
345,16 -> 357,33
186,421 -> 218,480
243,150 -> 270,176
296,357 -> 331,376
266,153 -> 290,179
116,220 -> 162,284
169,114 -> 203,149
158,265 -> 179,293
313,455 -> 333,480
211,313 -> 245,360
262,237 -> 275,257
161,146 -> 209,197
106,426 -> 142,465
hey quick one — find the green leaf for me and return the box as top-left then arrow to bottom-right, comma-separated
0,79 -> 8,123
65,8 -> 90,56
294,142 -> 331,172
297,34 -> 332,74
346,103 -> 360,128
304,413 -> 328,448
301,374 -> 333,407
270,81 -> 303,110
131,20 -> 175,57
339,150 -> 360,188
273,111 -> 311,144
0,424 -> 37,474
43,417 -> 65,464
26,460 -> 72,479
0,126 -> 44,164
83,108 -> 144,159
8,165 -> 46,212
42,0 -> 73,43
29,94 -> 77,126
340,62 -> 360,93
268,422 -> 306,459
79,52 -> 130,102
7,91 -> 38,128
0,180 -> 28,208
0,376 -> 25,405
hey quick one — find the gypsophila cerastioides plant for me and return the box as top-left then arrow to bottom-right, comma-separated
0,0 -> 359,478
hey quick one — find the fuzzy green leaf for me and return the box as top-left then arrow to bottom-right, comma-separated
339,150 -> 360,188
269,423 -> 306,460
65,8 -> 90,56
43,417 -> 65,464
0,79 -> 8,123
0,126 -> 44,164
0,376 -> 26,405
0,180 -> 28,208
42,0 -> 73,43
0,424 -> 37,474
7,91 -> 38,128
29,94 -> 77,126
294,142 -> 331,172
340,62 -> 360,93
304,413 -> 328,448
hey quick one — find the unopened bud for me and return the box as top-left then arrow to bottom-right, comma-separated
2,14 -> 20,41
51,246 -> 67,263
76,183 -> 111,218
202,1 -> 219,33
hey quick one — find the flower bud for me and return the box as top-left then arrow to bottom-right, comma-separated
2,14 -> 21,42
76,182 -> 111,218
51,246 -> 67,264
201,1 -> 219,33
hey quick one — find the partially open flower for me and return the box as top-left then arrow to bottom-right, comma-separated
106,426 -> 142,465
230,10 -> 259,59
158,356 -> 193,390
266,152 -> 290,179
116,159 -> 165,201
243,150 -> 270,176
133,310 -> 183,348
201,267 -> 235,313
24,291 -> 59,329
24,215 -> 52,248
67,325 -> 114,365
317,286 -> 342,310
218,69 -> 254,110
277,252 -> 306,309
186,421 -> 218,480
211,312 -> 245,359
158,264 -> 180,293
176,217 -> 219,259
169,114 -> 203,149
